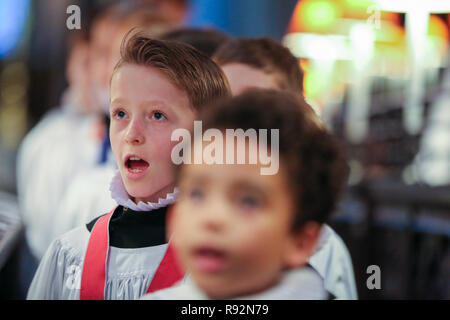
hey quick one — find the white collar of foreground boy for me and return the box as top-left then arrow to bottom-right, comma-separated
141,266 -> 328,300
109,171 -> 178,212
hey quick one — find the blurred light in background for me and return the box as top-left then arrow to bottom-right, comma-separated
187,0 -> 297,39
0,63 -> 29,148
284,0 -> 450,190
291,0 -> 340,33
0,0 -> 31,193
284,0 -> 450,139
0,0 -> 30,58
374,0 -> 450,134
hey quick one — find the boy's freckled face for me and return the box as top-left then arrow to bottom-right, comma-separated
172,154 -> 300,299
221,63 -> 280,95
110,64 -> 195,203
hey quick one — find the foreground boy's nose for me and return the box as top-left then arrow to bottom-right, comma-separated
200,200 -> 229,233
125,119 -> 145,145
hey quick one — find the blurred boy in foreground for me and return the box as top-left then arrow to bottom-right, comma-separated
143,90 -> 349,299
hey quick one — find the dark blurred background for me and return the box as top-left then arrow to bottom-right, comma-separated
0,0 -> 449,299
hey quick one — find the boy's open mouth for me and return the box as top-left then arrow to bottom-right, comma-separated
124,155 -> 150,173
192,246 -> 227,273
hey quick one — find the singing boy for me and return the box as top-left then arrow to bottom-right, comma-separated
27,34 -> 230,300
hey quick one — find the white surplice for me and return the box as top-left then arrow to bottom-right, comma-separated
17,91 -> 100,259
141,267 -> 327,300
26,174 -> 178,300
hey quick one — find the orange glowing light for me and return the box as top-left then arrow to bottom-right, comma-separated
287,0 -> 401,34
287,0 -> 341,34
428,14 -> 449,40
339,0 -> 400,23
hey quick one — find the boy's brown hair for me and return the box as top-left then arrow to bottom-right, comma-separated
213,38 -> 303,95
113,32 -> 231,110
182,89 -> 348,230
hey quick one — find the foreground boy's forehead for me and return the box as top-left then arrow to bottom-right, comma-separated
181,162 -> 281,193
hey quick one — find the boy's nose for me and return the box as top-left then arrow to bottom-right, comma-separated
200,198 -> 229,233
125,119 -> 145,145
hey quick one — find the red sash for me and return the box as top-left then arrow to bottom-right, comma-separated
80,207 -> 184,300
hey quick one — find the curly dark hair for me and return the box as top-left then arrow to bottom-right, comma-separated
185,89 -> 348,230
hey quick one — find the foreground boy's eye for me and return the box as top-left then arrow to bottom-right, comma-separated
238,195 -> 261,210
189,188 -> 204,201
151,111 -> 167,121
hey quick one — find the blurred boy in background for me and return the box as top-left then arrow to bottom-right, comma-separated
160,27 -> 231,57
213,37 -> 304,96
16,29 -> 100,260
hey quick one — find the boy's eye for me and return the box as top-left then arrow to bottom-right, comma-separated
151,111 -> 167,121
238,195 -> 261,210
189,188 -> 204,201
113,110 -> 127,120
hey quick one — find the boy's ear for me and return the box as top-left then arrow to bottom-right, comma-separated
283,222 -> 321,269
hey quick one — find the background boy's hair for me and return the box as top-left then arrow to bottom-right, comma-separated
113,32 -> 231,110
115,6 -> 174,39
213,38 -> 304,95
184,89 -> 348,230
159,27 -> 232,58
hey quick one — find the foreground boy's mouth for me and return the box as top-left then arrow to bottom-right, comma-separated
192,246 -> 227,273
124,154 -> 150,179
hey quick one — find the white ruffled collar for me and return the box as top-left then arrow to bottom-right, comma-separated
109,171 -> 178,211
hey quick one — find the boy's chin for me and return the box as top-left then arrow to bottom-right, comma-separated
122,174 -> 175,204
130,194 -> 155,204
124,184 -> 155,203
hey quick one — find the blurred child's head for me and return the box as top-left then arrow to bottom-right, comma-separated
171,90 -> 347,299
213,38 -> 303,96
89,6 -> 124,113
160,27 -> 231,58
65,31 -> 96,113
148,0 -> 188,24
107,8 -> 174,86
109,33 -> 230,204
